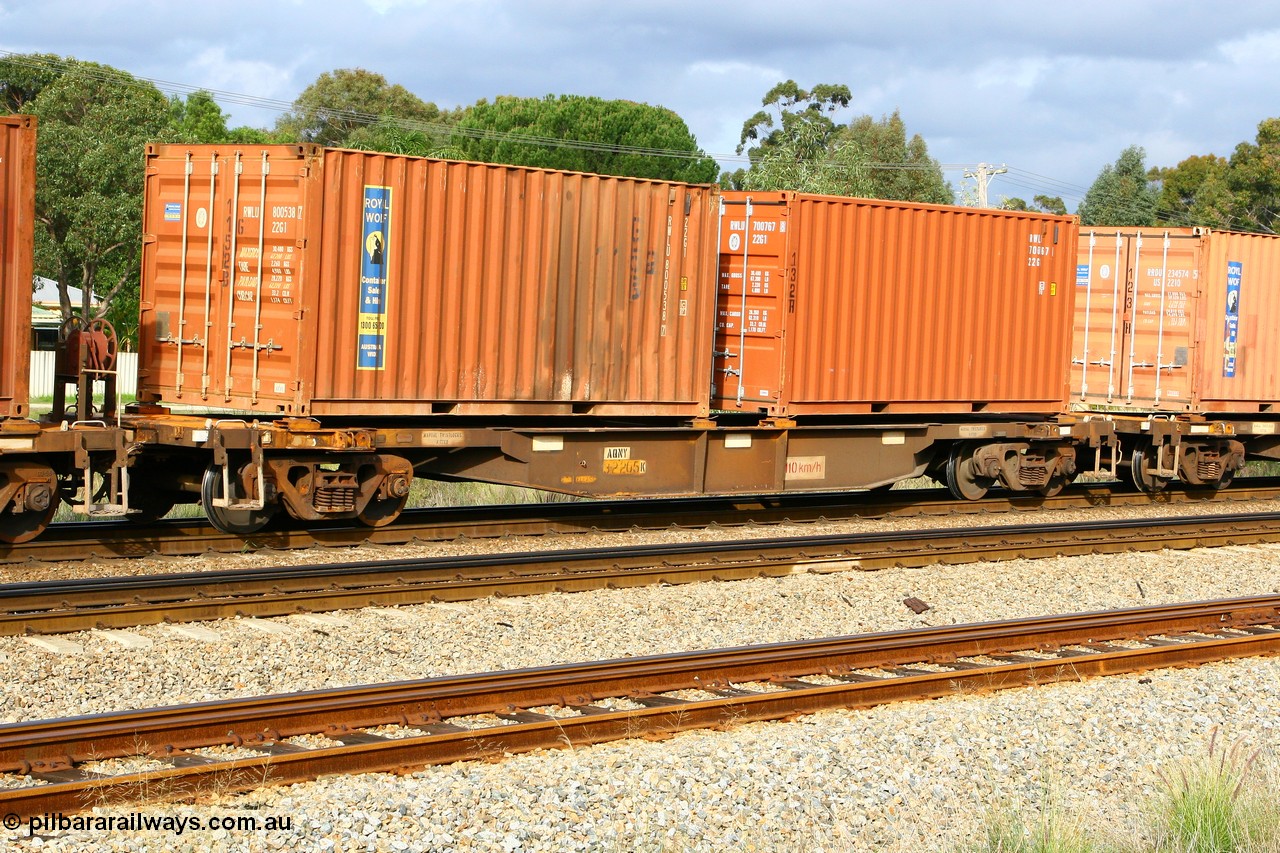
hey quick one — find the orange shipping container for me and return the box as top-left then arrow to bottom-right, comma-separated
1071,227 -> 1280,413
137,145 -> 718,417
0,114 -> 35,419
713,191 -> 1078,415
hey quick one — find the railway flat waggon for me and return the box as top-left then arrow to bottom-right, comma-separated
4,128 -> 1132,543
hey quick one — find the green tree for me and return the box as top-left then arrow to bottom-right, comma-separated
451,94 -> 718,183
274,68 -> 452,147
723,80 -> 851,188
1225,118 -> 1280,234
1000,195 -> 1067,216
737,80 -> 851,161
345,115 -> 462,158
26,59 -> 176,329
169,90 -> 231,142
1149,154 -> 1230,227
0,52 -> 65,112
169,90 -> 273,145
829,111 -> 952,203
1078,145 -> 1159,226
740,106 -> 952,204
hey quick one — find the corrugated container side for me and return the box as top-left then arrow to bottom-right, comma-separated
715,191 -> 1077,415
308,151 -> 716,416
0,115 -> 35,419
1070,228 -> 1280,414
138,145 -> 718,418
1198,230 -> 1280,409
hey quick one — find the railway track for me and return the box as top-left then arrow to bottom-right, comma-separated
1,594 -> 1277,817
4,478 -> 1279,565
5,510 -> 1280,637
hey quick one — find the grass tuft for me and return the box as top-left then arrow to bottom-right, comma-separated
970,792 -> 1094,853
970,731 -> 1280,853
1145,729 -> 1276,853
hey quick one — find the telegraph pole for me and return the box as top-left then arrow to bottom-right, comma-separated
963,163 -> 1008,207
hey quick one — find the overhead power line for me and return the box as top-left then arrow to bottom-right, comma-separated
0,50 -> 1020,180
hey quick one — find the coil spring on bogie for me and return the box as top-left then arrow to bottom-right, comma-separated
1197,459 -> 1222,481
1020,466 -> 1049,487
314,487 -> 358,512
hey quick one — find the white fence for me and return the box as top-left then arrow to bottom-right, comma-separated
29,351 -> 138,398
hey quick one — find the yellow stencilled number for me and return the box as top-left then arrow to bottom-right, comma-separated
604,459 -> 647,475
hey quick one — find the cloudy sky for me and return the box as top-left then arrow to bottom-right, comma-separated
3,0 -> 1278,209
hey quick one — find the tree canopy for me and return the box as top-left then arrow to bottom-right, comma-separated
0,52 -> 65,112
450,95 -> 719,183
169,89 -> 270,144
16,58 -> 177,341
1078,145 -> 1160,226
1093,119 -> 1280,233
1224,117 -> 1280,234
729,81 -> 952,204
1000,195 -> 1068,216
1,55 -> 277,342
274,68 -> 456,148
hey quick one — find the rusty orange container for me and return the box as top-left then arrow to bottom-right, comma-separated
713,191 -> 1078,415
0,114 -> 35,419
1071,227 -> 1280,413
137,145 -> 718,417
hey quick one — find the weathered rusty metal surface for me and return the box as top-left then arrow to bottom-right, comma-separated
0,596 -> 1276,816
137,145 -> 718,418
0,114 -> 36,420
1073,227 -> 1280,414
714,191 -> 1078,415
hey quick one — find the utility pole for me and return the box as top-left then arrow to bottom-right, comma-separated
963,163 -> 1008,208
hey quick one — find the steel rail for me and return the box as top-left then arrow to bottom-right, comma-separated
3,479 -> 1278,565
5,510 -> 1280,636
0,595 -> 1277,816
2,507 -> 1280,635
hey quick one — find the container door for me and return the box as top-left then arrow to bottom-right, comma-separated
713,197 -> 786,411
217,150 -> 310,409
1118,231 -> 1199,409
1074,230 -> 1198,409
141,145 -> 312,409
141,150 -> 225,400
1072,230 -> 1130,404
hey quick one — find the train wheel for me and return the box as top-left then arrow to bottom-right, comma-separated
1129,442 -> 1170,493
0,464 -> 59,544
944,444 -> 994,501
357,492 -> 409,527
356,470 -> 411,528
0,504 -> 57,545
201,464 -> 277,536
1038,472 -> 1076,498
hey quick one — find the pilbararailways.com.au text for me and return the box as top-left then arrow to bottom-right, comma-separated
6,811 -> 293,837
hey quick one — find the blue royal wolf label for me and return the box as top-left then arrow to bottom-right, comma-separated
357,186 -> 392,371
1223,260 -> 1241,378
